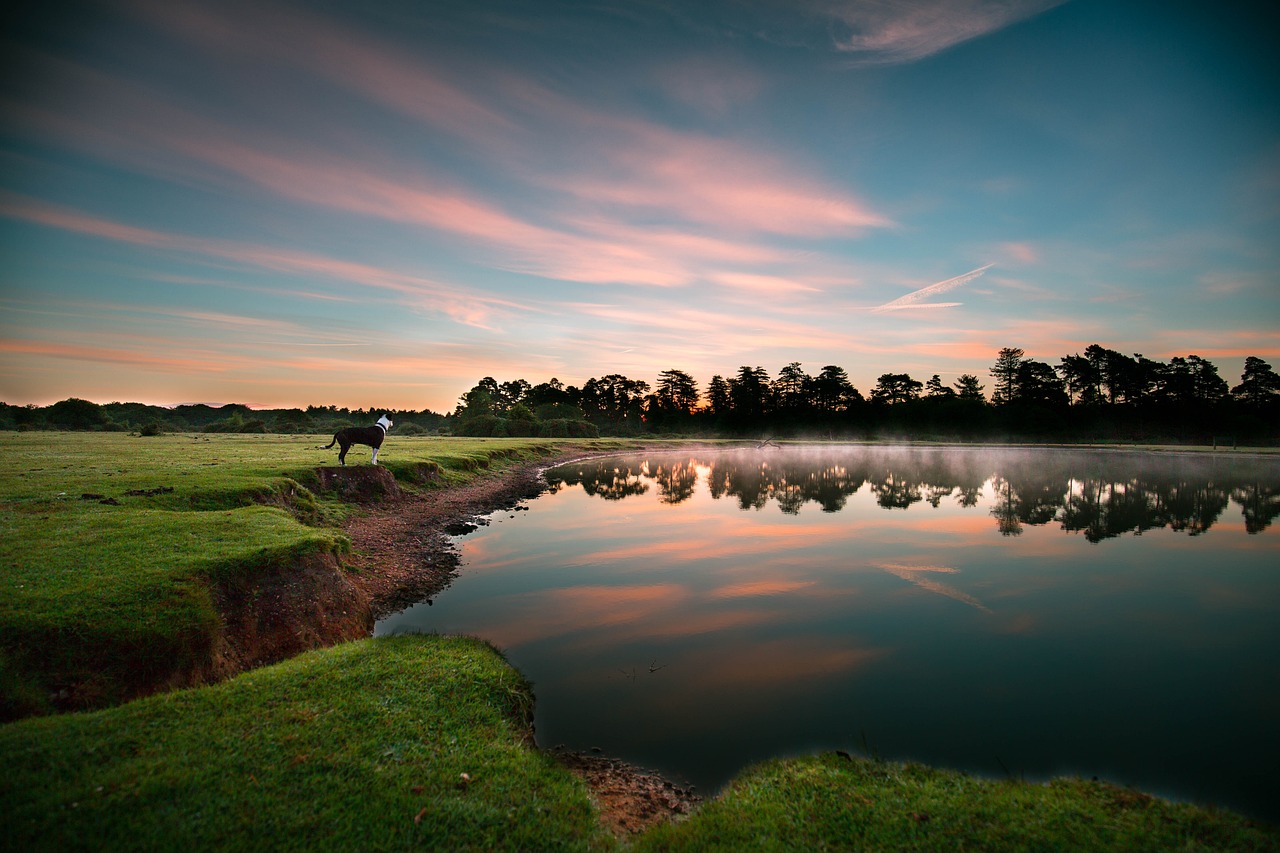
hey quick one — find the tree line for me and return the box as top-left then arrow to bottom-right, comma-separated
451,347 -> 1279,442
4,346 -> 1277,442
0,400 -> 449,435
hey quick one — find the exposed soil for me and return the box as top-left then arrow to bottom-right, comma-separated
553,750 -> 702,836
333,453 -> 704,833
211,550 -> 372,678
337,458 -> 555,619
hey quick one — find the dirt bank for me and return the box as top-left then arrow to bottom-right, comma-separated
338,457 -> 558,619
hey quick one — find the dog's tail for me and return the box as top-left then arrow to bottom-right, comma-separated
321,434 -> 338,449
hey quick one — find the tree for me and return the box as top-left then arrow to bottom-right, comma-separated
728,366 -> 772,422
925,375 -> 956,398
1014,360 -> 1068,406
1058,354 -> 1100,405
580,374 -> 649,431
47,398 -> 108,429
810,365 -> 860,413
706,375 -> 731,417
953,374 -> 986,402
499,379 -> 531,409
527,378 -> 570,409
871,373 -> 922,405
1155,355 -> 1227,405
654,369 -> 699,416
649,369 -> 700,429
456,385 -> 497,421
772,362 -> 810,412
1232,357 -> 1280,406
990,348 -> 1025,405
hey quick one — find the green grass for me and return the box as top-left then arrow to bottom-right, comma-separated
1,634 -> 613,852
637,754 -> 1278,851
0,432 -> 616,717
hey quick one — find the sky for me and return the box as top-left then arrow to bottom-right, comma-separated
2,0 -> 1277,412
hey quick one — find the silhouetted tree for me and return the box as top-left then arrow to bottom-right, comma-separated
925,374 -> 956,398
953,374 -> 986,402
706,375 -> 731,418
648,369 -> 699,429
990,347 -> 1025,405
772,362 -> 810,413
1014,360 -> 1068,406
728,366 -> 773,425
871,373 -> 922,405
1232,357 -> 1280,406
810,365 -> 861,413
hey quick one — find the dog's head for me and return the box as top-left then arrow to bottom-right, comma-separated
377,414 -> 393,431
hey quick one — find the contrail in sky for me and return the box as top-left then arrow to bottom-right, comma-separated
871,263 -> 993,312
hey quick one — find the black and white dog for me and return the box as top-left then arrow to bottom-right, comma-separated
322,415 -> 392,465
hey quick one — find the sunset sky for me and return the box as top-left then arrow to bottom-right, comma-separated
2,0 -> 1277,412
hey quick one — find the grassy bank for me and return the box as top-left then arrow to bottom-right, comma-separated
637,755 -> 1276,851
1,634 -> 612,851
5,635 -> 1273,851
0,432 -> 612,718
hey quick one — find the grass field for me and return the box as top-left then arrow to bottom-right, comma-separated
3,432 -> 1276,849
0,432 -> 606,717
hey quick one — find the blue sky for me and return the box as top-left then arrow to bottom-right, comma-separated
2,0 -> 1277,411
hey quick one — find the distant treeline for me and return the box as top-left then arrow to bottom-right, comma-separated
450,347 -> 1280,443
5,346 -> 1278,443
0,401 -> 449,436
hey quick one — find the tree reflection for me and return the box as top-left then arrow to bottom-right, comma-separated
542,449 -> 1280,539
1232,483 -> 1280,533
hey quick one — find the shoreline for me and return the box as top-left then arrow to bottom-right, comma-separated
336,450 -> 703,833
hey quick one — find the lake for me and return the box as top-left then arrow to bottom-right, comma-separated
375,446 -> 1280,821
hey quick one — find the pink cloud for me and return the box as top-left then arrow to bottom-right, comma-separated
998,241 -> 1040,264
0,339 -> 235,373
0,193 -> 519,328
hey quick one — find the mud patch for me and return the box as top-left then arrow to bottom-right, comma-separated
554,749 -> 702,836
314,466 -> 401,501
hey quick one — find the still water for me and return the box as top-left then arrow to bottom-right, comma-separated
375,446 -> 1280,820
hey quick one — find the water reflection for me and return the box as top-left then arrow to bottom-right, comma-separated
547,448 -> 1279,540
379,447 -> 1280,822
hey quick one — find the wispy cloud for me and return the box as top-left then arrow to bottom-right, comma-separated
872,264 -> 993,312
0,192 -> 521,329
818,0 -> 1066,65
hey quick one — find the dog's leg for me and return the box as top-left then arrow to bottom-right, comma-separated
338,441 -> 348,465
371,447 -> 379,465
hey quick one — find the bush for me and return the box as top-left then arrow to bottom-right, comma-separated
538,419 -> 598,438
139,422 -> 163,437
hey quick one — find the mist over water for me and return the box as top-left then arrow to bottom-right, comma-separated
376,446 -> 1280,820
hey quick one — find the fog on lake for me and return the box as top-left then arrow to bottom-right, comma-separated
376,446 -> 1280,821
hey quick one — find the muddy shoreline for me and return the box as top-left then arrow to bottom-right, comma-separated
340,456 -> 561,619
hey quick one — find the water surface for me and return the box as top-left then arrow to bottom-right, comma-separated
376,446 -> 1280,820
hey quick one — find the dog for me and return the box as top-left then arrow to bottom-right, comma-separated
322,415 -> 392,465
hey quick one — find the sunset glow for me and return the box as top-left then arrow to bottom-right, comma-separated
3,1 -> 1276,409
